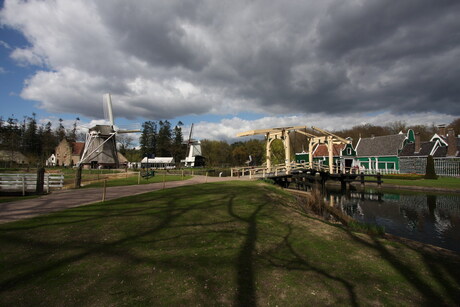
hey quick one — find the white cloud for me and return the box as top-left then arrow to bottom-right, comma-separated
1,0 -> 459,125
192,112 -> 457,142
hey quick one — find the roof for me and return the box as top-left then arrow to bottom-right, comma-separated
0,150 -> 29,163
117,152 -> 128,163
71,142 -> 85,155
356,133 -> 406,157
433,139 -> 460,157
141,157 -> 175,163
313,144 -> 345,157
399,141 -> 437,157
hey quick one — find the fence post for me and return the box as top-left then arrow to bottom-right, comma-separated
75,165 -> 83,189
102,179 -> 107,202
163,173 -> 166,189
360,172 -> 365,188
46,174 -> 50,193
138,171 -> 141,184
205,171 -> 208,183
22,175 -> 25,196
36,167 -> 45,195
377,172 -> 382,189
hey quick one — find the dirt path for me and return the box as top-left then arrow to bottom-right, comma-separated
0,176 -> 251,224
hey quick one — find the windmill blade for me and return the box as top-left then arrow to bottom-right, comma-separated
103,93 -> 114,126
117,129 -> 141,134
188,123 -> 194,144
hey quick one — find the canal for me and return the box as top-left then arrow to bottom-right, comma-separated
325,188 -> 460,253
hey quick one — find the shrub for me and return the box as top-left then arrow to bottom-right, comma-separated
424,155 -> 438,180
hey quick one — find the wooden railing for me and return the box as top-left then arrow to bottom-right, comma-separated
0,173 -> 64,195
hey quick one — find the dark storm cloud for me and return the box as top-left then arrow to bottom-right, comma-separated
2,0 -> 460,120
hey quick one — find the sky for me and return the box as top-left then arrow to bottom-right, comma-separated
1,0 -> 459,143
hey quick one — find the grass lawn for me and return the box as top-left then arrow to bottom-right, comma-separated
383,176 -> 460,190
0,181 -> 459,306
82,174 -> 192,188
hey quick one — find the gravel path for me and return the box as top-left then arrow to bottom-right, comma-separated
0,176 -> 251,224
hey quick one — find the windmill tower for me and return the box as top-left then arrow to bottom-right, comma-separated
78,94 -> 140,169
181,123 -> 205,167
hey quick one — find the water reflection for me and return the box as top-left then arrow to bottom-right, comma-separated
325,188 -> 460,252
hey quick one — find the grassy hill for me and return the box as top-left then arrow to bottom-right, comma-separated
1,181 -> 459,306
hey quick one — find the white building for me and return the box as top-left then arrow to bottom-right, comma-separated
140,157 -> 176,169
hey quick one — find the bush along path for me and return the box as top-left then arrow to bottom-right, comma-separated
0,181 -> 459,306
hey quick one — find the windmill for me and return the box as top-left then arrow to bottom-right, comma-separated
78,94 -> 140,169
181,123 -> 205,167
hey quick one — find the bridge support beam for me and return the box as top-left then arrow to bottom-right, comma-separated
328,136 -> 334,173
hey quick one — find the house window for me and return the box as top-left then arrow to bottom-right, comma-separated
387,162 -> 395,169
347,148 -> 352,155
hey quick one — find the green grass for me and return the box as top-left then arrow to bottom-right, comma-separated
383,176 -> 460,190
0,181 -> 459,306
81,175 -> 192,188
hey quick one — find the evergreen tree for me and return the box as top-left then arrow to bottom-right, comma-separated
41,121 -> 57,160
56,118 -> 66,142
23,114 -> 40,156
172,121 -> 185,164
424,155 -> 438,179
157,120 -> 172,156
140,121 -> 157,157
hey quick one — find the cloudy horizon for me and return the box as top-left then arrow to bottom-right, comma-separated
1,0 -> 459,141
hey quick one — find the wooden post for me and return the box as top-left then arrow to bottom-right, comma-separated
163,173 -> 166,189
182,170 -> 184,180
36,167 -> 45,195
46,174 -> 50,193
231,168 -> 233,177
205,172 -> 208,183
266,135 -> 272,172
340,174 -> 346,191
75,165 -> 83,188
360,172 -> 365,188
327,136 -> 334,173
22,175 -> 25,196
138,171 -> 141,184
284,130 -> 291,173
102,179 -> 107,202
377,172 -> 382,189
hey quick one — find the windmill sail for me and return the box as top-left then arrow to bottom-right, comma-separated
78,94 -> 140,169
103,93 -> 114,126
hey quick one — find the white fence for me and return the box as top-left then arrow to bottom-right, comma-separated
400,157 -> 460,177
434,157 -> 460,177
0,173 -> 64,195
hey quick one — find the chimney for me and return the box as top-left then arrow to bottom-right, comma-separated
437,124 -> 447,136
414,132 -> 421,153
447,128 -> 457,156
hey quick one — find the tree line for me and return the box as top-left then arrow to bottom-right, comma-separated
0,114 -> 81,166
1,113 -> 459,168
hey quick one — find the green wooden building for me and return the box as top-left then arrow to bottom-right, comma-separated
354,130 -> 415,174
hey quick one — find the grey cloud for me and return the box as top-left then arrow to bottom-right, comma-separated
2,0 -> 460,121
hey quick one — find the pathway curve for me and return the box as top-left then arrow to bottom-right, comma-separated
0,176 -> 251,224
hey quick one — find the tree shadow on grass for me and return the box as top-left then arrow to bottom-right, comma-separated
259,224 -> 359,307
226,194 -> 265,307
0,192 -> 218,294
342,228 -> 460,306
